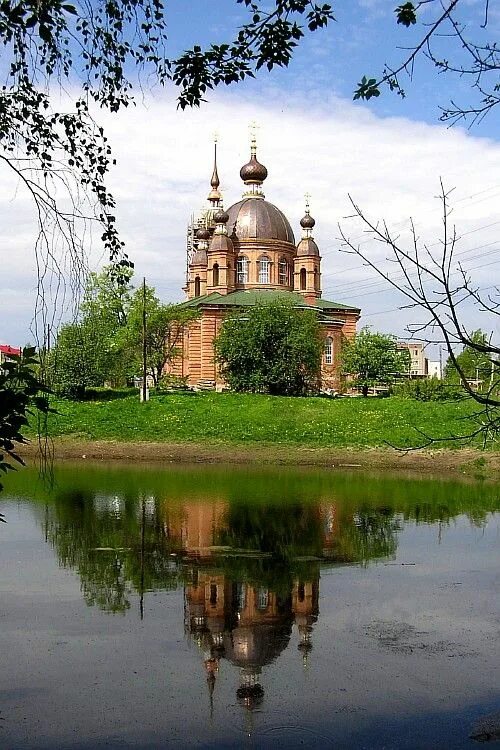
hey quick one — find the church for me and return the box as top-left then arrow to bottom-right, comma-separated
171,136 -> 360,390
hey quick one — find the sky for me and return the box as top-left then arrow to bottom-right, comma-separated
1,0 -> 499,352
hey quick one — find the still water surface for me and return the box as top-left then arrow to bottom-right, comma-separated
0,463 -> 499,749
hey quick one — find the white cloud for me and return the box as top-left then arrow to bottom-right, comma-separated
1,89 -> 499,347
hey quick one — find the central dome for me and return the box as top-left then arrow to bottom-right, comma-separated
226,197 -> 295,244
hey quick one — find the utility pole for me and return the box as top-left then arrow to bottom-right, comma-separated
142,277 -> 148,403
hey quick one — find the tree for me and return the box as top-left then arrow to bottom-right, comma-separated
214,300 -> 322,396
339,184 -> 499,443
341,327 -> 411,396
0,348 -> 50,496
123,287 -> 199,386
445,330 -> 493,386
50,266 -> 133,393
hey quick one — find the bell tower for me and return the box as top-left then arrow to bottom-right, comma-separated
293,197 -> 321,303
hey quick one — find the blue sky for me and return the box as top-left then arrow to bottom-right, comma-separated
0,0 -> 499,350
166,0 -> 500,137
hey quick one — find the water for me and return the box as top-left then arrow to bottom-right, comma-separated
0,463 -> 499,749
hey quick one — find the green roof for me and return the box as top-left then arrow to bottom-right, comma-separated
180,289 -> 360,312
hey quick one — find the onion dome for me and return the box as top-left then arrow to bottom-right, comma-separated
240,155 -> 268,185
300,212 -> 315,230
213,208 -> 229,225
297,196 -> 318,254
296,238 -> 320,256
226,198 -> 295,244
240,133 -> 268,195
196,227 -> 210,242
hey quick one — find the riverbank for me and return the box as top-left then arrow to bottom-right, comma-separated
19,438 -> 500,477
24,392 -> 499,476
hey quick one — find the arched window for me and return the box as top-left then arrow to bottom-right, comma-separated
324,336 -> 333,365
213,263 -> 219,286
278,257 -> 288,285
258,255 -> 270,284
314,267 -> 319,291
236,256 -> 249,284
194,276 -> 201,297
300,267 -> 307,290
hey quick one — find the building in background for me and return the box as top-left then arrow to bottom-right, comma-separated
397,341 -> 428,377
427,360 -> 442,379
0,344 -> 21,368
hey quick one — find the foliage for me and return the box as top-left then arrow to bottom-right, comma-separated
33,391 -> 491,451
341,327 -> 411,395
123,289 -> 199,386
50,270 -> 198,394
445,330 -> 494,386
394,378 -> 463,402
353,1 -> 499,125
49,266 -> 134,394
214,300 -> 322,396
0,348 -> 51,494
51,321 -> 112,396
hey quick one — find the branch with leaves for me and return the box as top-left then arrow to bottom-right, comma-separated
354,1 -> 499,126
0,348 -> 51,493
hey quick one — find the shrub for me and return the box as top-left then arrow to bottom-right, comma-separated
58,386 -> 136,401
393,378 -> 463,402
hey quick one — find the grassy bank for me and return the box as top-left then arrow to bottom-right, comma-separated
32,391 -> 493,451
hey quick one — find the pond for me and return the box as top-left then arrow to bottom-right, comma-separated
0,463 -> 499,749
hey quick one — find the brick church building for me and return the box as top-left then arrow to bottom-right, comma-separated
171,137 -> 360,390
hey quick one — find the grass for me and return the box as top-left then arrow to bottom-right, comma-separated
31,391 -> 495,450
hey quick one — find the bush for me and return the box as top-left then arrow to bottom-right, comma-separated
393,378 -> 463,402
57,386 -> 136,401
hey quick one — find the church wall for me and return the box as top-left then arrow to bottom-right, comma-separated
170,306 -> 359,391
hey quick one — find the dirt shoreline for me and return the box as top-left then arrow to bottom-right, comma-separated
19,438 -> 500,476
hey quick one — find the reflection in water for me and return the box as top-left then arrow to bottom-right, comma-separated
27,475 -> 406,720
1,464 -> 498,749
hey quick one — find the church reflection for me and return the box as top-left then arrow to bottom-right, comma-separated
39,485 -> 401,717
185,567 -> 318,714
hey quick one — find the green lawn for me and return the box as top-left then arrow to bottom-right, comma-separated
34,392 -> 494,450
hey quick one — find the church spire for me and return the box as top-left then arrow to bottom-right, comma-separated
207,136 -> 222,206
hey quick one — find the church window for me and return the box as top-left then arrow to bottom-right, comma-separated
258,255 -> 270,284
237,256 -> 249,284
324,336 -> 333,365
194,276 -> 201,297
300,267 -> 307,290
314,267 -> 319,291
278,258 -> 288,285
210,583 -> 218,606
235,582 -> 246,611
257,588 -> 269,611
213,263 -> 219,286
